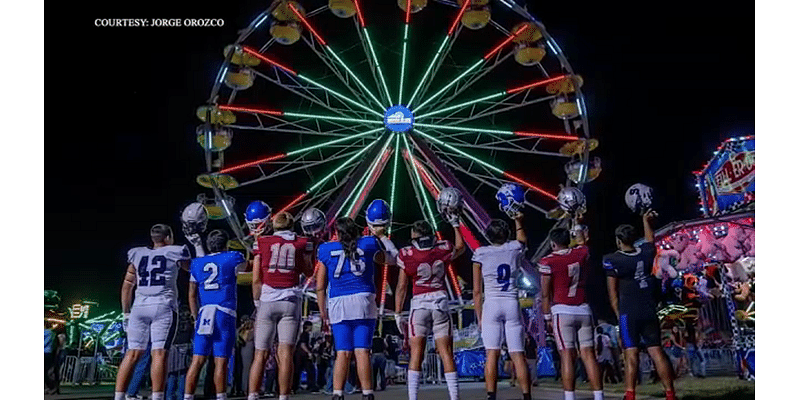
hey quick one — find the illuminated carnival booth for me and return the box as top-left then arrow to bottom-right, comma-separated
653,136 -> 754,379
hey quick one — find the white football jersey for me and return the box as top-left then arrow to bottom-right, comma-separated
472,240 -> 525,299
127,245 -> 190,309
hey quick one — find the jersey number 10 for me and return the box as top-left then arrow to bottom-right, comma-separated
269,243 -> 297,273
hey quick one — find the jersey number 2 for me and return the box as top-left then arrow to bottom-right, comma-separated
137,255 -> 167,287
203,263 -> 219,290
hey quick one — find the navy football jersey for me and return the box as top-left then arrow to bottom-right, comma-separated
603,242 -> 658,315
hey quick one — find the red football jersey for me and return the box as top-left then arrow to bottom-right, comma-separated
538,245 -> 590,306
257,232 -> 315,289
397,240 -> 454,296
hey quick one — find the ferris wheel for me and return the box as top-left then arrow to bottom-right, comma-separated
195,0 -> 599,259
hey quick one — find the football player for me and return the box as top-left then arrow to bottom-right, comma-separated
603,210 -> 676,400
395,219 -> 465,400
539,227 -> 604,400
184,230 -> 245,400
316,217 -> 386,400
248,212 -> 315,400
365,199 -> 399,265
473,215 -> 532,400
115,224 -> 191,400
394,187 -> 465,400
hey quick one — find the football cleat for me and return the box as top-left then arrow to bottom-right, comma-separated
496,183 -> 526,218
366,199 -> 391,226
244,200 -> 271,236
300,208 -> 326,236
181,202 -> 208,236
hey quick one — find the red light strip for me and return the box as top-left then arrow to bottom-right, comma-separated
448,0 -> 471,36
379,264 -> 389,312
241,47 -> 297,75
277,192 -> 308,215
503,171 -> 557,200
513,131 -> 579,141
484,24 -> 529,60
354,0 -> 366,27
506,75 -> 568,94
218,105 -> 284,116
405,0 -> 412,24
219,153 -> 287,174
289,3 -> 327,46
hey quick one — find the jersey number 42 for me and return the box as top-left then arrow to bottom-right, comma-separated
137,256 -> 166,287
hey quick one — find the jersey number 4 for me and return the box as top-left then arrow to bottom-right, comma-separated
137,256 -> 167,287
268,243 -> 297,273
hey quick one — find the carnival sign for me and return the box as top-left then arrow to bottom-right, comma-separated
696,136 -> 755,216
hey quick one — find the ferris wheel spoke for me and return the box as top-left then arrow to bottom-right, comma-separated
427,92 -> 559,126
406,0 -> 470,108
234,145 -> 367,189
388,133 -> 401,235
288,3 -> 385,112
341,137 -> 395,219
415,129 -> 557,202
425,129 -> 567,157
354,11 -> 392,106
218,105 -> 380,137
401,134 -> 440,230
425,50 -> 514,113
415,23 -> 531,113
415,122 -> 579,142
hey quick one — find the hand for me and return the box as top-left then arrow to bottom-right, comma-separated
394,313 -> 408,337
370,225 -> 387,238
122,313 -> 130,333
186,233 -> 203,246
546,320 -> 553,334
643,209 -> 658,221
321,316 -> 331,333
444,211 -> 461,227
513,211 -> 524,221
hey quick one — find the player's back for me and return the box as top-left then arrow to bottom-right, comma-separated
257,231 -> 314,289
319,236 -> 382,298
191,251 -> 245,310
603,242 -> 658,312
538,245 -> 590,306
398,240 -> 453,297
473,240 -> 525,299
128,245 -> 190,308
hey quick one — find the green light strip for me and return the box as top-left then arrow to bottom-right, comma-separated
364,28 -> 392,106
297,73 -> 383,117
402,133 -> 438,230
344,136 -> 393,217
336,160 -> 373,218
324,45 -> 386,111
416,91 -> 506,119
415,59 -> 483,111
399,24 -> 409,104
414,122 -> 512,136
407,36 -> 450,108
307,141 -> 377,192
388,133 -> 400,235
285,128 -> 382,157
414,129 -> 504,175
283,111 -> 382,126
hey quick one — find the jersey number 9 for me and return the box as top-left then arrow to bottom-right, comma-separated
497,263 -> 511,291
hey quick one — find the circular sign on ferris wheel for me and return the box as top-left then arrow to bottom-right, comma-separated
383,105 -> 414,132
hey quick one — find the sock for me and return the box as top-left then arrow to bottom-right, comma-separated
594,390 -> 605,400
362,389 -> 374,395
408,369 -> 421,400
523,393 -> 531,400
564,391 -> 576,400
151,393 -> 165,400
665,390 -> 676,400
624,391 -> 635,400
487,392 -> 496,400
114,393 -> 125,400
216,394 -> 227,400
183,395 -> 194,400
333,390 -> 344,396
445,372 -> 459,400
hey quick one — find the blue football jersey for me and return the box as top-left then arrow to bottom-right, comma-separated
319,236 -> 383,298
190,251 -> 245,310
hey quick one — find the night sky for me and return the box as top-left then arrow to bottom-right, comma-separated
46,0 -> 753,318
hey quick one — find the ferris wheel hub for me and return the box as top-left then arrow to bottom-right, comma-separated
384,105 -> 414,132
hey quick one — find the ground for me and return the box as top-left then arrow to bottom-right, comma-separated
45,377 -> 754,400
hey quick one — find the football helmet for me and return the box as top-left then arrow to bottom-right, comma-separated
496,183 -> 526,218
300,208 -> 326,236
181,202 -> 208,236
366,199 -> 391,226
625,183 -> 654,215
437,187 -> 463,227
557,186 -> 586,214
244,200 -> 271,236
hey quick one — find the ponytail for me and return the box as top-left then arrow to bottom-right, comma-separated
335,217 -> 360,261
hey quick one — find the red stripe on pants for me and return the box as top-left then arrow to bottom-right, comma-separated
555,314 -> 566,350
